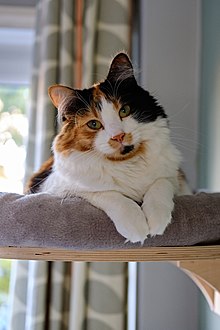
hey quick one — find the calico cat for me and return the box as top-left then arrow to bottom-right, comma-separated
27,53 -> 190,243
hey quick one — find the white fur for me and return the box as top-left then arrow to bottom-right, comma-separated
41,108 -> 183,243
100,98 -> 123,138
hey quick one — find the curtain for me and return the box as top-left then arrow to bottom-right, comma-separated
8,0 -> 132,329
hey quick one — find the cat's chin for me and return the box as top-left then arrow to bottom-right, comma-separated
105,143 -> 145,161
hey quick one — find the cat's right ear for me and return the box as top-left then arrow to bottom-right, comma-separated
107,52 -> 135,82
48,85 -> 74,108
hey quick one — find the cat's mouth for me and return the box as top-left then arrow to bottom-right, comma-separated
105,142 -> 145,161
121,145 -> 134,155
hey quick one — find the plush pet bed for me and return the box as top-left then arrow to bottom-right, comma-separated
0,192 -> 219,250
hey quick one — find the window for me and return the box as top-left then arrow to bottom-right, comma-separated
0,3 -> 35,328
0,85 -> 29,193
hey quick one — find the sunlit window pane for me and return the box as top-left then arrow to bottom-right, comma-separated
0,85 -> 29,194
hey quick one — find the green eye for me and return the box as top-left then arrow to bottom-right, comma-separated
87,120 -> 102,130
119,105 -> 131,118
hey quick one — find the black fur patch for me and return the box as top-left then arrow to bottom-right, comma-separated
61,88 -> 95,117
99,77 -> 167,123
27,167 -> 52,194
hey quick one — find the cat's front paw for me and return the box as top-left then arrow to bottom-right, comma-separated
148,212 -> 172,236
142,201 -> 174,236
109,203 -> 150,243
142,180 -> 175,237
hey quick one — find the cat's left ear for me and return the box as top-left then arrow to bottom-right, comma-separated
107,52 -> 135,82
48,85 -> 74,108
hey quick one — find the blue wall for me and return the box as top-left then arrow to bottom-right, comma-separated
199,294 -> 220,330
199,0 -> 220,327
199,0 -> 220,190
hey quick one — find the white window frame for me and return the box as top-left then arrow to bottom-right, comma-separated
0,4 -> 35,85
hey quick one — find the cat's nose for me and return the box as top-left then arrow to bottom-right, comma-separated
111,132 -> 125,143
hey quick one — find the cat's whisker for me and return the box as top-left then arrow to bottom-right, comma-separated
112,70 -> 127,97
71,148 -> 104,164
75,91 -> 91,109
114,77 -> 124,99
173,141 -> 200,153
170,123 -> 201,134
113,71 -> 132,98
170,133 -> 200,142
70,150 -> 95,162
132,112 -> 152,122
171,135 -> 203,145
170,126 -> 208,142
60,193 -> 70,205
102,78 -> 114,95
168,103 -> 190,120
26,175 -> 49,193
170,131 -> 206,149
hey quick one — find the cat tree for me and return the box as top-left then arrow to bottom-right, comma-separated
0,192 -> 219,314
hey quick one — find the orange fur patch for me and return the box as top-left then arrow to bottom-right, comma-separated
105,142 -> 146,161
92,85 -> 104,103
123,132 -> 132,144
55,107 -> 102,155
178,168 -> 188,189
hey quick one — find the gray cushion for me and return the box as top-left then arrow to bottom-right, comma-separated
0,192 -> 219,250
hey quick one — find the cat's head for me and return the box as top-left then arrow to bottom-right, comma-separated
49,53 -> 167,161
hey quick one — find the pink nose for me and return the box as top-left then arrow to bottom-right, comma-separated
111,133 -> 125,143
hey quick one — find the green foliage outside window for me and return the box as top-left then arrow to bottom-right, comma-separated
0,260 -> 11,304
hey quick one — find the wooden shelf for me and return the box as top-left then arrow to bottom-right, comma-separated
176,259 -> 220,315
1,244 -> 219,315
0,245 -> 219,262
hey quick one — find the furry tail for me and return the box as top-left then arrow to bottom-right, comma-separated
178,169 -> 191,195
25,156 -> 54,194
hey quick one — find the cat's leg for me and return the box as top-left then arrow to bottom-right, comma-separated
142,178 -> 175,236
82,191 -> 150,243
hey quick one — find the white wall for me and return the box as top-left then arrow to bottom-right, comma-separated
137,1 -> 201,329
199,0 -> 220,192
137,263 -> 199,330
140,0 -> 200,190
198,0 -> 220,327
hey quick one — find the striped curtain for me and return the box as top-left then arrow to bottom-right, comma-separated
8,1 -> 132,329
